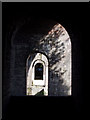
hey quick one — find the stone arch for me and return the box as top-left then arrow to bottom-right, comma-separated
26,22 -> 72,96
26,53 -> 48,96
33,23 -> 72,96
8,16 -> 71,96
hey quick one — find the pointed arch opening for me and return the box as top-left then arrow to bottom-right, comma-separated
26,22 -> 72,96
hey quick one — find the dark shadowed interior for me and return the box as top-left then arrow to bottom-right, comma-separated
2,2 -> 88,120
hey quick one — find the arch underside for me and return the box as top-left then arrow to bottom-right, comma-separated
26,23 -> 71,96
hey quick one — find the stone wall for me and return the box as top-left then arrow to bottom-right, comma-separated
9,17 -> 71,96
34,23 -> 71,96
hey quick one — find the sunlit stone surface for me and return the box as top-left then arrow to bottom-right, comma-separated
27,23 -> 71,96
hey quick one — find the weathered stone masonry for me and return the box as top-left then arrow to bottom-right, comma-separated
8,17 -> 71,96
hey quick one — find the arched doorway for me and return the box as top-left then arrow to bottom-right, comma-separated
26,53 -> 48,96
